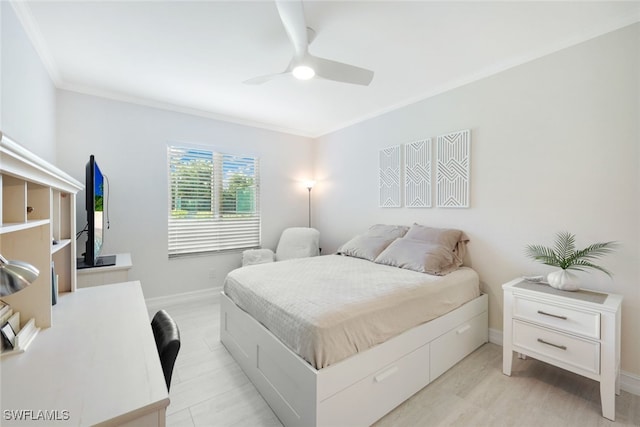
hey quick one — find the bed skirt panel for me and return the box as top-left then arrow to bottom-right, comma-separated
220,292 -> 488,427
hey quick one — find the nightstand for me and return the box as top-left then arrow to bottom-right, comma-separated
502,278 -> 622,421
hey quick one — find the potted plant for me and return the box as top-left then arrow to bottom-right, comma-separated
525,232 -> 617,291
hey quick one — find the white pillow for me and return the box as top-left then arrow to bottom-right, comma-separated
374,238 -> 460,276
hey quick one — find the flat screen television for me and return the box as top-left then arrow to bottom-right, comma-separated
77,155 -> 116,269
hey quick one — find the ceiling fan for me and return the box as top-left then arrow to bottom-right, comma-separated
244,0 -> 374,86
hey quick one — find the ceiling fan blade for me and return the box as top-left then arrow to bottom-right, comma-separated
244,0 -> 375,87
243,72 -> 289,85
275,0 -> 309,59
312,56 -> 375,86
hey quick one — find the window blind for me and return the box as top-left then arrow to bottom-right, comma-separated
168,145 -> 260,257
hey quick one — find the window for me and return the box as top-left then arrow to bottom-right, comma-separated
168,144 -> 260,257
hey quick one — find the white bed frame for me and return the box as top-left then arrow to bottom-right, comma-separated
220,292 -> 488,427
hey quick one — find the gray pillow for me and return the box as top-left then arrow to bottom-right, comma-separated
366,224 -> 409,240
374,238 -> 460,276
404,224 -> 465,249
337,235 -> 396,261
404,223 -> 469,263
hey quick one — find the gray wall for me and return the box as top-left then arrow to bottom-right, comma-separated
314,23 -> 639,375
3,0 -> 638,378
56,90 -> 314,299
1,2 -> 56,162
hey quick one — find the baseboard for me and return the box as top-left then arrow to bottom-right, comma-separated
145,287 -> 221,312
488,327 -> 503,347
488,328 -> 639,396
620,370 -> 640,396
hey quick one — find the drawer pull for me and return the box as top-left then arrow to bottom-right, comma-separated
457,324 -> 471,335
537,310 -> 567,320
537,338 -> 567,350
374,365 -> 399,383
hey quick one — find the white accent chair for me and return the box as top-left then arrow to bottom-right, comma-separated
242,227 -> 320,267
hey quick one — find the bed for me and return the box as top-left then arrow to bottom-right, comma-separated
220,225 -> 488,427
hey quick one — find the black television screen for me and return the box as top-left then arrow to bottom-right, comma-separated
78,155 -> 115,269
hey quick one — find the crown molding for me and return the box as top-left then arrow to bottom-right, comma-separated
10,1 -> 62,86
10,2 -> 640,139
319,16 -> 640,138
57,81 -> 317,138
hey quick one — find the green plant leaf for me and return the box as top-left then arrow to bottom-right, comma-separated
525,244 -> 561,267
567,260 -> 612,276
553,232 -> 576,265
525,232 -> 617,276
572,242 -> 618,261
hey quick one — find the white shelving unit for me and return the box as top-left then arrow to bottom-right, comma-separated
0,132 -> 82,349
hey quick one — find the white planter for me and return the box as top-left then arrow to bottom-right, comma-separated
547,269 -> 580,291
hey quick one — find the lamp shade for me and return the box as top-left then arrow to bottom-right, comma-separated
0,254 -> 40,297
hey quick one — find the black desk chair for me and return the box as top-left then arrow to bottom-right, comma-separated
151,310 -> 181,391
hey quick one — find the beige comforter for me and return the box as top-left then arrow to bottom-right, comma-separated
223,255 -> 480,369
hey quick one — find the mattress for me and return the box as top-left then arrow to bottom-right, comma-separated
223,254 -> 480,369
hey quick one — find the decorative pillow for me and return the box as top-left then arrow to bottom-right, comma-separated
366,224 -> 409,240
404,223 -> 469,264
337,235 -> 396,261
404,224 -> 465,249
374,238 -> 460,276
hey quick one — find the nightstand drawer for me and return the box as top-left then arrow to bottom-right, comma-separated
513,320 -> 600,375
513,296 -> 600,339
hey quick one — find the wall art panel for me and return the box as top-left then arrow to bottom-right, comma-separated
436,130 -> 470,208
404,139 -> 431,208
379,145 -> 401,207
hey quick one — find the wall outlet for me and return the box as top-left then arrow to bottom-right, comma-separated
208,269 -> 216,280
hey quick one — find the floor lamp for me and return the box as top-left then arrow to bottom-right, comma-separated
305,181 -> 315,228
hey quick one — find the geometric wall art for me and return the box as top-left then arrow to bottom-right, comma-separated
404,139 -> 431,208
436,129 -> 470,208
379,145 -> 402,207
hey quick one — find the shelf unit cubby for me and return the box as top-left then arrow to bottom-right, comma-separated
1,132 -> 82,336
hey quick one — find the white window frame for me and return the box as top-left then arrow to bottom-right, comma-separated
167,144 -> 260,257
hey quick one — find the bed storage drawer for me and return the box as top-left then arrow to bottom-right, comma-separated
317,343 -> 430,427
430,310 -> 488,380
222,301 -> 255,362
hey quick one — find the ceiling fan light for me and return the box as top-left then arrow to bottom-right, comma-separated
292,65 -> 315,80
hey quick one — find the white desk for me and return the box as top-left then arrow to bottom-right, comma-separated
77,253 -> 133,288
0,282 -> 169,426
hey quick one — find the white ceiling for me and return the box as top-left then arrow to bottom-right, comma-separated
14,1 -> 640,137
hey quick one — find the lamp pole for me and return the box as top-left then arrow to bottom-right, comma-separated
305,181 -> 315,228
307,187 -> 312,228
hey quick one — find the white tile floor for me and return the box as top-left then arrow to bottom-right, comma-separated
152,294 -> 640,426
